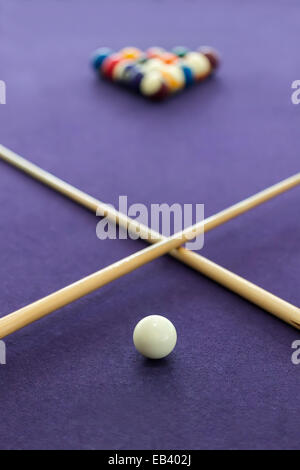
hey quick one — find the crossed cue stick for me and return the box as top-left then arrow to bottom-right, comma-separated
0,144 -> 299,338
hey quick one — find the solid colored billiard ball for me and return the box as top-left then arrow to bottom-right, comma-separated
91,47 -> 113,69
150,82 -> 170,101
161,52 -> 178,64
121,64 -> 136,82
131,71 -> 144,91
199,46 -> 220,70
133,315 -> 177,359
130,69 -> 145,91
183,52 -> 211,80
122,65 -> 144,90
172,46 -> 189,58
101,53 -> 123,79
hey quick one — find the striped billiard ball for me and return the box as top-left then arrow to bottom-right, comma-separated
183,52 -> 211,80
112,59 -> 134,82
143,58 -> 164,73
140,70 -> 166,97
180,64 -> 194,87
160,64 -> 185,92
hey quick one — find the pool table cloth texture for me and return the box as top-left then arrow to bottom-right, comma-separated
0,0 -> 299,450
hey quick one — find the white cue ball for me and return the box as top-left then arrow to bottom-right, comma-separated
133,315 -> 177,359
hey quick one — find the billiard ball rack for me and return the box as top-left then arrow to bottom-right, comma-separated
0,144 -> 299,339
91,46 -> 219,100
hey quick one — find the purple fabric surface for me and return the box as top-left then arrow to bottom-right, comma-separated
0,0 -> 299,450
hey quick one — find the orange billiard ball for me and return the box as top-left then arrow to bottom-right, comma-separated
161,52 -> 178,64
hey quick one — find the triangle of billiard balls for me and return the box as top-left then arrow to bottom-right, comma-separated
91,46 -> 219,101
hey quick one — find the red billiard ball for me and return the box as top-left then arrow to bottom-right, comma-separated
101,54 -> 123,80
151,82 -> 170,101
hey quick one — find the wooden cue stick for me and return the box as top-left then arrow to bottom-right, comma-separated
0,145 -> 299,336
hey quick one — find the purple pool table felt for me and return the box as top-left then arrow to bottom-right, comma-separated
0,0 -> 299,450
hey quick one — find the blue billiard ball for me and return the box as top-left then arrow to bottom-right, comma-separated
91,47 -> 113,70
180,65 -> 194,87
122,65 -> 144,91
130,71 -> 144,91
122,64 -> 136,83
